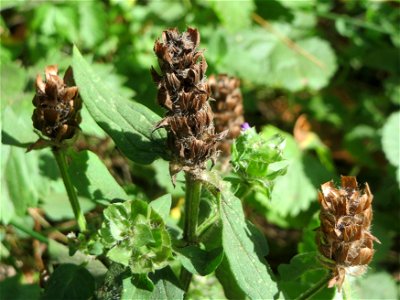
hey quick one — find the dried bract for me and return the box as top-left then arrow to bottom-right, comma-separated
208,74 -> 244,156
32,65 -> 81,143
152,28 -> 225,180
316,176 -> 380,291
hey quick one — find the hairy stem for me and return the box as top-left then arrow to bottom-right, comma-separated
295,271 -> 332,300
180,172 -> 202,293
53,148 -> 87,232
10,220 -> 49,244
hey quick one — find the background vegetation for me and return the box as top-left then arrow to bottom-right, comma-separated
1,0 -> 399,298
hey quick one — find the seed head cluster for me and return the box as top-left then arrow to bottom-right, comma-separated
151,28 -> 226,180
32,65 -> 81,142
316,176 -> 379,291
208,74 -> 244,157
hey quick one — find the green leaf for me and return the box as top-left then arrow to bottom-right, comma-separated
219,188 -> 280,299
208,0 -> 255,32
215,28 -> 337,91
78,2 -> 106,49
381,111 -> 400,186
68,150 -> 128,203
42,264 -> 95,300
350,271 -> 398,300
381,111 -> 400,185
1,146 -> 41,222
0,275 -> 40,300
41,190 -> 95,221
79,105 -> 107,138
175,246 -> 224,276
100,200 -> 172,274
278,252 -> 323,281
149,194 -> 172,221
277,252 -> 335,300
48,240 -> 107,281
121,267 -> 184,300
72,46 -> 167,164
260,126 -> 332,218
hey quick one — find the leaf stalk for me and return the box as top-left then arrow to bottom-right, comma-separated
53,148 -> 87,232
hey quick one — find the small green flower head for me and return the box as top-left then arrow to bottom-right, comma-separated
99,200 -> 172,274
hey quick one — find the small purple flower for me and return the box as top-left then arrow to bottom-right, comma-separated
241,122 -> 250,131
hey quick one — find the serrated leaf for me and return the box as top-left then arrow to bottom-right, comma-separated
42,264 -> 95,300
220,189 -> 280,299
100,200 -> 172,274
68,150 -> 128,203
72,46 -> 167,164
175,246 -> 224,276
216,28 -> 337,91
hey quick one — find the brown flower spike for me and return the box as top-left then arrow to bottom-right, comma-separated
316,176 -> 380,291
151,28 -> 226,181
208,74 -> 244,157
32,65 -> 81,144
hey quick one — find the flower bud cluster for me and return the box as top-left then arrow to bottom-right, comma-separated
152,28 -> 226,178
316,176 -> 380,290
32,65 -> 81,142
208,74 -> 244,156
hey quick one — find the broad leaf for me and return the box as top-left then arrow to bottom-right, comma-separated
277,252 -> 335,300
381,111 -> 400,185
72,46 -> 167,164
42,264 -> 95,300
175,246 -> 224,276
0,275 -> 40,300
121,267 -> 184,300
220,188 -> 280,299
48,240 -> 107,281
278,252 -> 323,281
1,146 -> 41,223
149,194 -> 172,221
209,0 -> 255,32
68,150 -> 128,203
350,271 -> 398,299
210,27 -> 337,91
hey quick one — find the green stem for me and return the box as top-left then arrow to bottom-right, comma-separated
295,271 -> 332,300
53,148 -> 87,232
180,172 -> 202,293
197,212 -> 219,239
10,220 -> 49,244
183,172 -> 202,244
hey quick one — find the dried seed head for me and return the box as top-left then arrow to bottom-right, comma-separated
316,176 -> 380,291
32,65 -> 81,143
152,28 -> 225,180
208,74 -> 244,157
